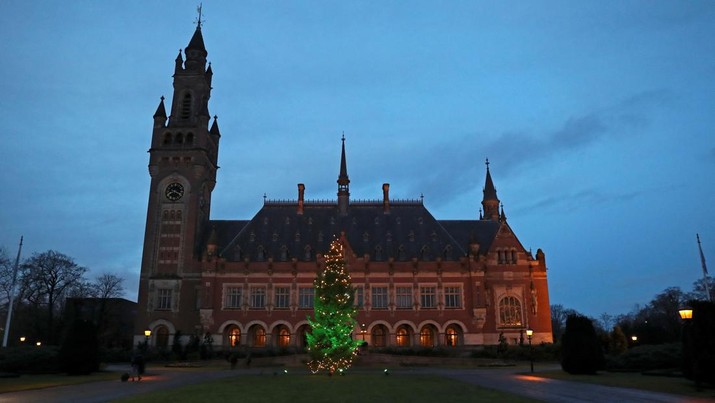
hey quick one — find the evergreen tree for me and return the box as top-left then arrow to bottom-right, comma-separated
307,239 -> 361,374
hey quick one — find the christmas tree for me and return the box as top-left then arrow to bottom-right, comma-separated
306,239 -> 361,374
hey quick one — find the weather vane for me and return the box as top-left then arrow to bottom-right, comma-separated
195,3 -> 204,28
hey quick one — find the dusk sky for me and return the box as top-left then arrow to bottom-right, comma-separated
1,1 -> 713,318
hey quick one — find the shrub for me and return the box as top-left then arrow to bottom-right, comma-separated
0,346 -> 61,374
59,319 -> 100,375
606,343 -> 680,371
561,315 -> 605,374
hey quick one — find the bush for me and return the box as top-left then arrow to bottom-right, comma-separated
606,343 -> 681,371
59,319 -> 100,375
0,346 -> 61,373
471,343 -> 560,361
561,315 -> 605,374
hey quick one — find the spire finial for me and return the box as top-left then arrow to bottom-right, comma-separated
342,131 -> 345,142
195,3 -> 204,28
485,158 -> 490,170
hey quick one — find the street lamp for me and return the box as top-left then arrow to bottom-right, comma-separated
19,336 -> 25,343
679,308 -> 693,320
360,323 -> 366,341
631,335 -> 638,343
36,342 -> 41,347
526,328 -> 534,373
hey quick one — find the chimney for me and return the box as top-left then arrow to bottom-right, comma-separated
297,183 -> 305,215
382,183 -> 390,214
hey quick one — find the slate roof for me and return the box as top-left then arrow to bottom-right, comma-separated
209,200 -> 502,263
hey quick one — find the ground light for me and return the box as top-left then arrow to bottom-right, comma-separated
384,368 -> 389,376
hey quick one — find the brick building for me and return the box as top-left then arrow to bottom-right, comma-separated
135,24 -> 553,350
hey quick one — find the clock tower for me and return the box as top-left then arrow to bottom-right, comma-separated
135,22 -> 221,339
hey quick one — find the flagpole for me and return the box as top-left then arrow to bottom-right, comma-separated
697,233 -> 711,302
2,236 -> 23,348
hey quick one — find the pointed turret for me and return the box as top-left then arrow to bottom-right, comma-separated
205,63 -> 213,86
209,115 -> 221,138
481,158 -> 500,221
174,50 -> 184,74
184,26 -> 208,72
153,96 -> 167,128
337,134 -> 350,215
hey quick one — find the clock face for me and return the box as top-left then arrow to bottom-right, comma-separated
165,182 -> 184,201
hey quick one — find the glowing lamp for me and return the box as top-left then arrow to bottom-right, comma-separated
19,336 -> 26,342
678,308 -> 693,320
631,335 -> 637,342
525,328 -> 533,337
144,329 -> 152,337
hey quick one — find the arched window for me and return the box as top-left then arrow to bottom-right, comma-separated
420,246 -> 429,261
396,327 -> 410,347
280,245 -> 288,261
253,327 -> 266,347
185,133 -> 194,144
499,296 -> 523,326
304,246 -> 312,261
155,325 -> 170,348
175,133 -> 184,144
419,326 -> 434,347
372,326 -> 386,347
397,245 -> 406,261
278,328 -> 291,348
163,133 -> 172,144
446,326 -> 459,347
181,93 -> 192,119
511,249 -> 517,264
226,326 -> 240,347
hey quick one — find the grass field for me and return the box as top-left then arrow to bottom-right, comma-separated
0,371 -> 118,394
113,372 -> 539,403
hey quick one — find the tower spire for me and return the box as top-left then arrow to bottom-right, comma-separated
337,134 -> 350,215
481,158 -> 500,221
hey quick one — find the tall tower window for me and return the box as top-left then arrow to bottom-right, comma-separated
181,93 -> 192,119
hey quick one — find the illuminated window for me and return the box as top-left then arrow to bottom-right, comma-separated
499,296 -> 523,326
420,287 -> 436,309
446,326 -> 459,347
274,287 -> 290,309
253,327 -> 266,347
224,286 -> 242,309
396,327 -> 410,347
420,326 -> 434,347
444,287 -> 461,308
372,286 -> 388,309
227,326 -> 240,347
278,328 -> 290,347
396,287 -> 412,309
299,288 -> 314,309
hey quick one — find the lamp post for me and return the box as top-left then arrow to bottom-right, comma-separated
631,335 -> 637,346
144,329 -> 152,352
360,323 -> 366,341
526,328 -> 534,373
679,307 -> 694,381
19,336 -> 25,343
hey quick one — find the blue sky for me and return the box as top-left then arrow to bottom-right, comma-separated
1,1 -> 714,318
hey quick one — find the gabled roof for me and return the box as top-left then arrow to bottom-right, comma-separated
210,201 -> 507,263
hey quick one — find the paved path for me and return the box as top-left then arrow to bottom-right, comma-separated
414,366 -> 714,403
0,364 -> 713,403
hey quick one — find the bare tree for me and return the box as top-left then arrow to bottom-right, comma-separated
20,250 -> 87,345
0,248 -> 12,307
92,273 -> 125,299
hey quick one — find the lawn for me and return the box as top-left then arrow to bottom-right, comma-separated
114,372 -> 539,403
0,371 -> 119,394
532,369 -> 715,400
